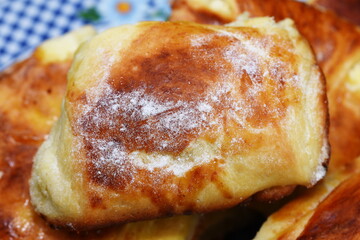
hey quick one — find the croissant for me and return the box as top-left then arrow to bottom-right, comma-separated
29,19 -> 329,230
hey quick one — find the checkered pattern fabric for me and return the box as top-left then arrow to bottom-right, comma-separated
0,0 -> 98,70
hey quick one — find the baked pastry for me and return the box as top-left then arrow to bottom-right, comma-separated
0,26 -> 196,239
30,19 -> 329,230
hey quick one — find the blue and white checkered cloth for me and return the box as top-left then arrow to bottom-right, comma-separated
0,0 -> 171,70
0,0 -> 100,70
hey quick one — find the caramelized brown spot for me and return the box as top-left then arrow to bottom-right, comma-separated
253,185 -> 296,202
86,158 -> 232,218
298,173 -> 360,239
90,195 -> 105,209
128,158 -> 231,215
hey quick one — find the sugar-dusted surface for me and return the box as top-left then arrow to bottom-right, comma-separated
70,22 -> 301,184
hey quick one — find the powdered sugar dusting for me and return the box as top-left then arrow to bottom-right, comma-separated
71,27 -> 301,179
74,83 -> 228,176
190,35 -> 212,47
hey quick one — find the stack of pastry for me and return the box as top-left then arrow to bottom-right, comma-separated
1,0 -> 359,239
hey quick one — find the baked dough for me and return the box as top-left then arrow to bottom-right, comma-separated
30,19 -> 329,230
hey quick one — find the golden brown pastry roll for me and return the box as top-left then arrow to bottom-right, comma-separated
30,19 -> 329,230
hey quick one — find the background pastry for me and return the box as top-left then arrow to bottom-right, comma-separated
30,19 -> 329,230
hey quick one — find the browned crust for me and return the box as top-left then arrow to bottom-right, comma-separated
253,185 -> 297,202
298,173 -> 360,239
44,186 -> 297,232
